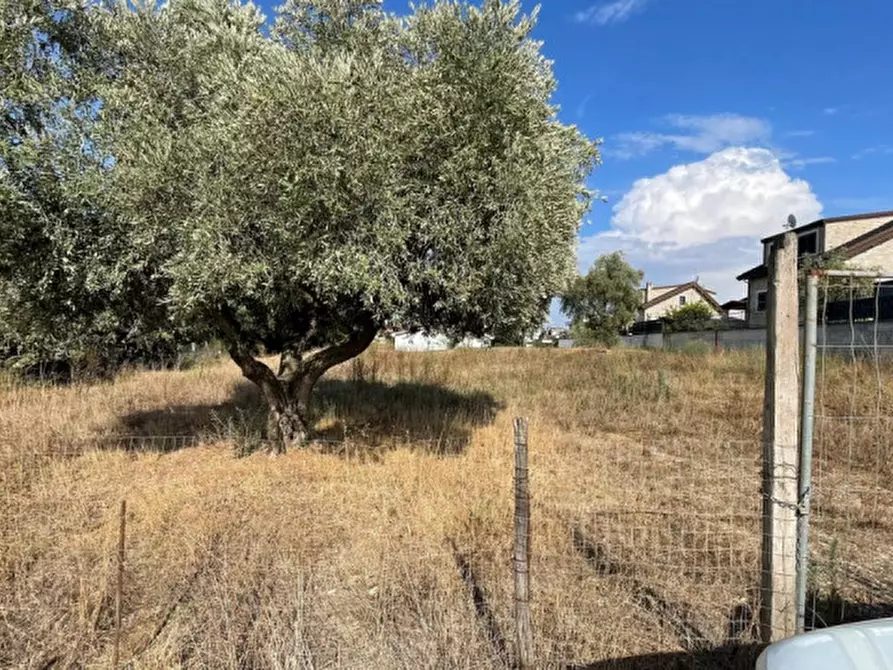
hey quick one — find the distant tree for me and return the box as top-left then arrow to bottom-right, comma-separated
662,302 -> 717,333
561,253 -> 643,347
3,0 -> 600,449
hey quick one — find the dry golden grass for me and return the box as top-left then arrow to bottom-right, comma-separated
2,346 -> 893,668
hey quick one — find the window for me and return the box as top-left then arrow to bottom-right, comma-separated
798,231 -> 818,256
756,290 -> 768,312
679,295 -> 687,306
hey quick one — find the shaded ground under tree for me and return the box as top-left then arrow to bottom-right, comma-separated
117,377 -> 502,457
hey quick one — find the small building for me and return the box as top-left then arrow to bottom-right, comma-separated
533,326 -> 570,347
392,331 -> 491,352
721,299 -> 748,321
637,281 -> 722,322
736,210 -> 893,328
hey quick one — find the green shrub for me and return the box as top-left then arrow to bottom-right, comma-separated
663,302 -> 720,333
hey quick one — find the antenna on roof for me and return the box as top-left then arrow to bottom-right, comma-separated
785,213 -> 798,230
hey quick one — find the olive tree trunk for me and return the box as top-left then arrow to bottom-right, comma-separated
222,317 -> 378,453
265,387 -> 310,452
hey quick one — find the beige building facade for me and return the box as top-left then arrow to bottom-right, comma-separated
737,211 -> 893,328
637,281 -> 722,322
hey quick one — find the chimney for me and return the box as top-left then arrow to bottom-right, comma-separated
644,281 -> 653,304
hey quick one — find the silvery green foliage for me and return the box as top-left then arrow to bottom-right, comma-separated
1,0 -> 186,376
3,0 -> 599,416
91,0 -> 599,352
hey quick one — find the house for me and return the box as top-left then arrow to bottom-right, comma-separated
536,326 -> 570,346
637,281 -> 723,322
736,210 -> 893,328
392,331 -> 491,352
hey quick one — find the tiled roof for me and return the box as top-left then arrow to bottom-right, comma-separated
642,282 -> 722,312
761,210 -> 893,244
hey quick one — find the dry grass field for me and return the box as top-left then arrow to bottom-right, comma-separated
3,346 -> 893,668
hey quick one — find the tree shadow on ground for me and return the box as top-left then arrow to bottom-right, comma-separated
806,589 -> 893,630
567,525 -> 893,670
312,378 -> 503,457
115,378 -> 501,456
112,383 -> 265,453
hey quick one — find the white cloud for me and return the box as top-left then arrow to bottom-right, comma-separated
852,144 -> 893,160
575,94 -> 593,120
610,131 -> 668,159
578,147 -> 823,301
785,156 -> 836,169
610,147 -> 820,248
609,114 -> 836,170
574,0 -> 649,26
608,113 -> 772,158
824,107 -> 839,116
665,114 -> 772,151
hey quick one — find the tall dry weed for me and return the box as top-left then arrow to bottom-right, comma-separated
1,346 -> 892,667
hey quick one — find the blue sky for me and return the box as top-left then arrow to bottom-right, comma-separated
532,0 -> 893,305
481,0 -> 892,306
265,0 -> 893,321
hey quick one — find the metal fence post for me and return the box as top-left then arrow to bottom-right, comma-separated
513,417 -> 534,669
760,232 -> 799,642
113,500 -> 126,669
796,273 -> 819,633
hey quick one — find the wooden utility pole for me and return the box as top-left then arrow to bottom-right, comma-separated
513,418 -> 534,668
760,232 -> 799,642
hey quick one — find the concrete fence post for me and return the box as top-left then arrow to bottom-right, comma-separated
760,232 -> 800,642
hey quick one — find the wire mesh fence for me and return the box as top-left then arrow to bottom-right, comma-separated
2,427 -> 776,668
806,271 -> 893,630
0,432 -> 479,459
523,436 -> 768,666
13,260 -> 886,668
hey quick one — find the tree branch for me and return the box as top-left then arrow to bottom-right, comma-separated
217,305 -> 285,405
277,316 -> 318,382
218,304 -> 377,418
277,347 -> 302,381
293,314 -> 378,407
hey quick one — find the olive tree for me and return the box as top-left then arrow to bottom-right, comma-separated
6,0 -> 599,449
1,0 -> 187,378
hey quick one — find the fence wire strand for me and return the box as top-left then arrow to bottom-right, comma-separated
808,272 -> 893,631
17,288 -> 893,665
520,436 -> 768,664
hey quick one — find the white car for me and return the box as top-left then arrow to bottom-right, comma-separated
757,619 -> 893,669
